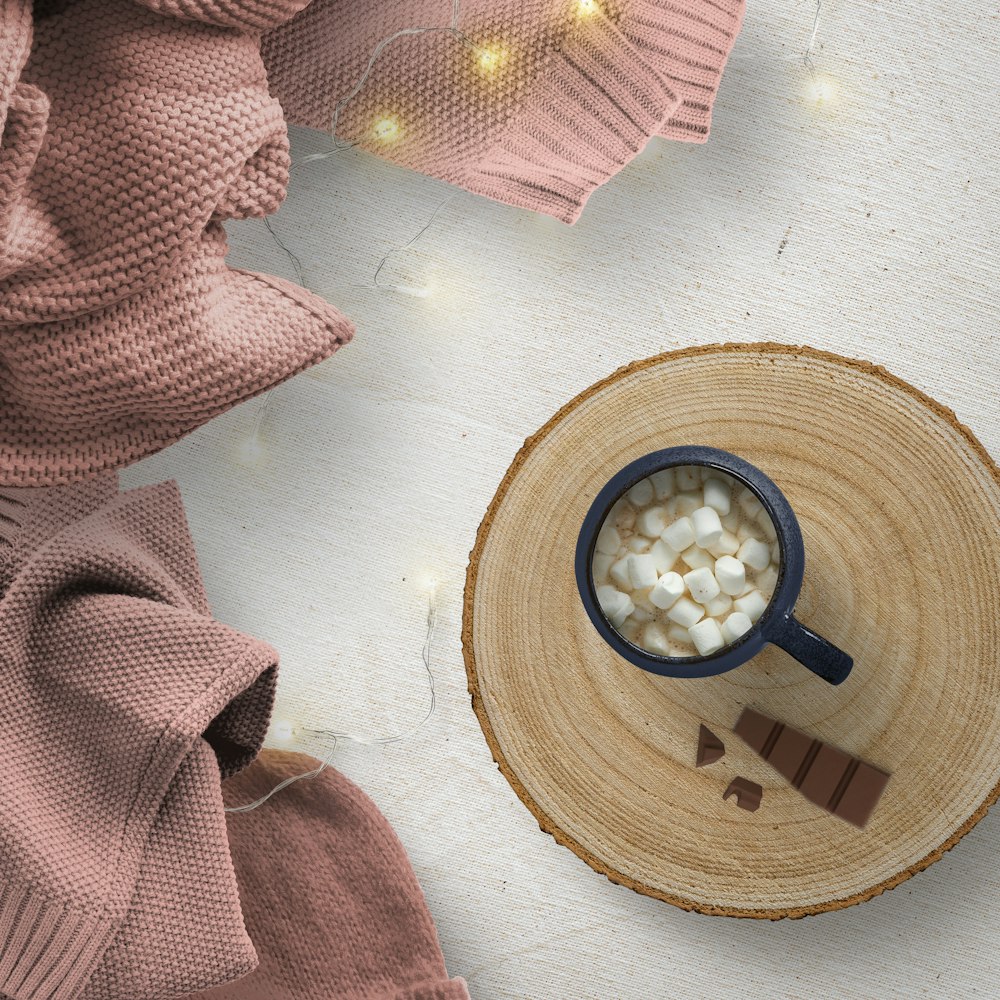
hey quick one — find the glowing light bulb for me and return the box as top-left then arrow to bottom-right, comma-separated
236,434 -> 267,467
476,46 -> 507,75
372,115 -> 402,144
804,73 -> 838,107
576,0 -> 601,18
392,283 -> 431,298
271,719 -> 294,742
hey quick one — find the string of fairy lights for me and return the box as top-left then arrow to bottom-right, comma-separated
229,0 -> 834,810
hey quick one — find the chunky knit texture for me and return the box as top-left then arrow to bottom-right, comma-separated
0,479 -> 278,1000
0,0 -> 354,487
262,0 -> 745,223
185,751 -> 470,1000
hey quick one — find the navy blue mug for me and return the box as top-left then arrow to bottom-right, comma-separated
575,446 -> 853,684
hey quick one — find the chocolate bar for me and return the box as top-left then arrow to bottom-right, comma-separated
723,777 -> 762,812
696,724 -> 725,767
734,708 -> 890,828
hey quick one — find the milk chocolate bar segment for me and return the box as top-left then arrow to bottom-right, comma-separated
733,708 -> 890,828
696,724 -> 725,767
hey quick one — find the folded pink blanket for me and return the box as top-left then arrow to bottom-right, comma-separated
186,751 -> 470,1000
0,479 -> 278,1000
0,0 -> 353,487
262,0 -> 745,222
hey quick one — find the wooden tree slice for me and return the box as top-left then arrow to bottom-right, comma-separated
463,343 -> 1000,918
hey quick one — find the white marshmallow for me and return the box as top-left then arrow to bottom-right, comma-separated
667,624 -> 693,646
627,478 -> 654,507
703,477 -> 732,516
736,522 -> 756,543
738,537 -> 771,571
708,530 -> 740,557
642,622 -> 671,656
627,536 -> 651,553
610,557 -> 633,590
676,466 -> 701,491
691,506 -> 724,548
667,596 -> 704,628
688,618 -> 725,656
674,493 -> 701,517
714,555 -> 746,596
704,592 -> 733,617
596,586 -> 634,628
734,589 -> 768,622
619,619 -> 640,643
615,502 -> 636,531
631,605 -> 653,624
720,510 -> 740,532
650,469 -> 674,499
650,539 -> 678,574
683,566 -> 721,604
636,505 -> 667,538
756,564 -> 779,597
770,542 -> 781,564
649,571 -> 684,609
721,611 -> 753,644
737,488 -> 764,519
627,553 -> 658,589
661,516 -> 695,551
757,512 -> 778,542
592,552 -> 614,583
596,522 -> 621,555
680,545 -> 714,570
632,590 -> 654,613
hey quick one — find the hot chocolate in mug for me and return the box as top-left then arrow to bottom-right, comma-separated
575,446 -> 853,684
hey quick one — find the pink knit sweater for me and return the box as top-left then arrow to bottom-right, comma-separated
262,0 -> 745,222
0,479 -> 278,1000
0,0 -> 353,488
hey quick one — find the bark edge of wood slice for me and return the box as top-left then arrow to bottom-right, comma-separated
462,343 -> 1000,919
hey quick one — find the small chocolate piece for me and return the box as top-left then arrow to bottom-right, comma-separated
723,777 -> 762,812
696,724 -> 725,767
734,708 -> 890,828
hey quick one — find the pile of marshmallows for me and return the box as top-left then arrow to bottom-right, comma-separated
592,466 -> 780,658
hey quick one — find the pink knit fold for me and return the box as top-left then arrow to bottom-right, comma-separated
617,0 -> 746,141
184,751 -> 469,1000
0,0 -> 353,487
0,479 -> 277,1000
262,0 -> 744,222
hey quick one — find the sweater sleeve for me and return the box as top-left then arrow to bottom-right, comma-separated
0,482 -> 277,1000
618,0 -> 746,142
261,0 -> 744,223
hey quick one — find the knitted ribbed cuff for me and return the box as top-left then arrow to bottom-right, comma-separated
129,0 -> 313,30
463,13 -> 681,224
622,0 -> 746,143
394,979 -> 471,1000
0,881 -> 116,1000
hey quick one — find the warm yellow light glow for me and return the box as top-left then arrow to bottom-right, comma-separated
576,0 -> 601,18
393,283 -> 432,298
372,115 -> 402,143
271,719 -> 295,742
804,73 -> 839,107
476,45 -> 507,75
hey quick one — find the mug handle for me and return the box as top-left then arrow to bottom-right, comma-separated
769,614 -> 853,685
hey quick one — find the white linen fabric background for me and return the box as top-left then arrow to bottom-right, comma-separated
123,0 -> 999,996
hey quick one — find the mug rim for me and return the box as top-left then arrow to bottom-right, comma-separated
575,446 -> 805,678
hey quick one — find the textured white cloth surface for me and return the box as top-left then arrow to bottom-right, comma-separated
124,0 -> 999,995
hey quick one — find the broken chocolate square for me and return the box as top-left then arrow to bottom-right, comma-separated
723,777 -> 762,812
696,724 -> 725,767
